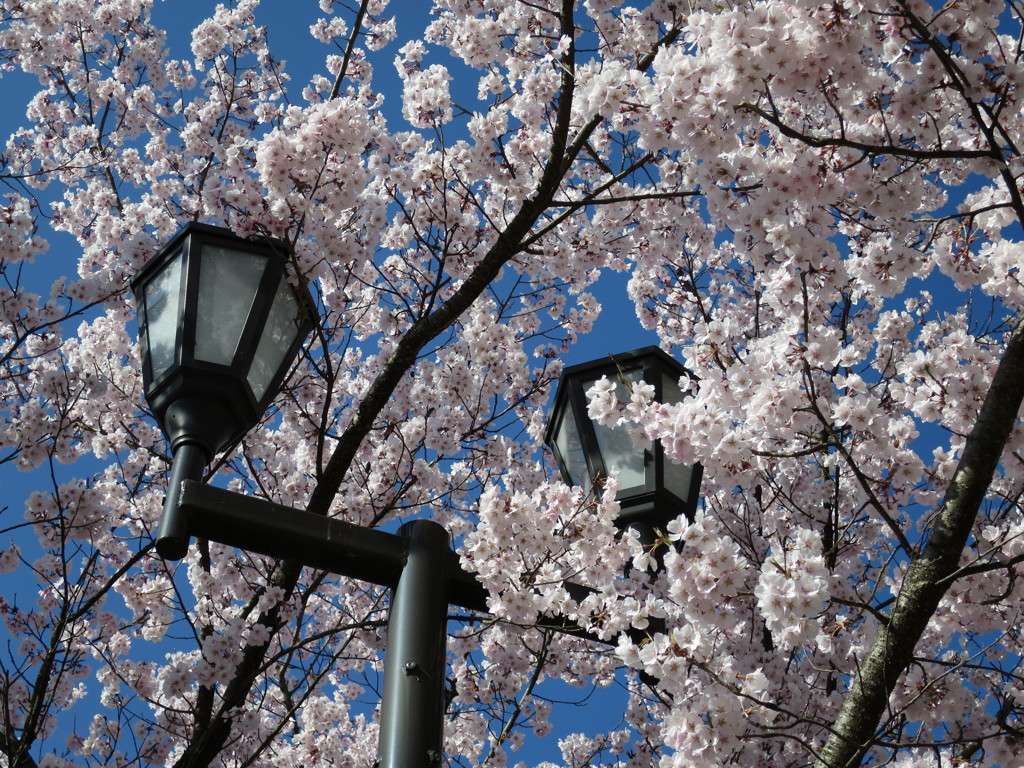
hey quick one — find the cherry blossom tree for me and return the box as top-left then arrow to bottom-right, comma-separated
1,0 -> 1023,766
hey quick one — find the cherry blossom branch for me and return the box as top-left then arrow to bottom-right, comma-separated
549,188 -> 700,208
894,635 -> 1004,729
895,0 -> 1020,159
935,551 -> 1024,583
817,312 -> 1024,768
0,731 -> 39,768
798,362 -> 916,556
893,0 -> 1024,226
489,630 -> 551,755
737,100 -> 997,162
237,612 -> 389,768
329,0 -> 370,99
829,596 -> 892,626
306,0 -> 584,519
2,546 -> 131,765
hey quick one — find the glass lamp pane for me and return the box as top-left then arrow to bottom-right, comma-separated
665,461 -> 695,502
142,249 -> 184,381
552,406 -> 589,487
194,245 -> 267,365
247,277 -> 301,403
588,370 -> 646,490
661,370 -> 684,406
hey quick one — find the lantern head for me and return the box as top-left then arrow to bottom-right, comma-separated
545,347 -> 702,534
132,222 -> 315,459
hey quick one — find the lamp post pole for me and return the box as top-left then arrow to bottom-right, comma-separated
378,520 -> 450,768
167,477 -> 637,768
171,477 -> 668,766
170,482 -> 477,768
133,223 -> 702,768
156,412 -> 694,767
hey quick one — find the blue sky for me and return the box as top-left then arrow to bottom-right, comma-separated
0,2 -> 654,764
5,1 -> 1017,765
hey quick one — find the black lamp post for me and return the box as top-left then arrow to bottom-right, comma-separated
134,230 -> 700,767
545,347 -> 703,545
134,223 -> 460,768
132,222 -> 315,558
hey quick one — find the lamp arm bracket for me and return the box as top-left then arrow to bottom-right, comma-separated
174,480 -> 618,646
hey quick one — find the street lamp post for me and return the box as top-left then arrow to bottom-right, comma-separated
133,225 -> 701,768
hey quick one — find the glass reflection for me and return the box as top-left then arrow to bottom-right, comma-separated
142,249 -> 184,381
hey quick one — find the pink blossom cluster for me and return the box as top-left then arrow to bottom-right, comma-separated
0,0 -> 1023,766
